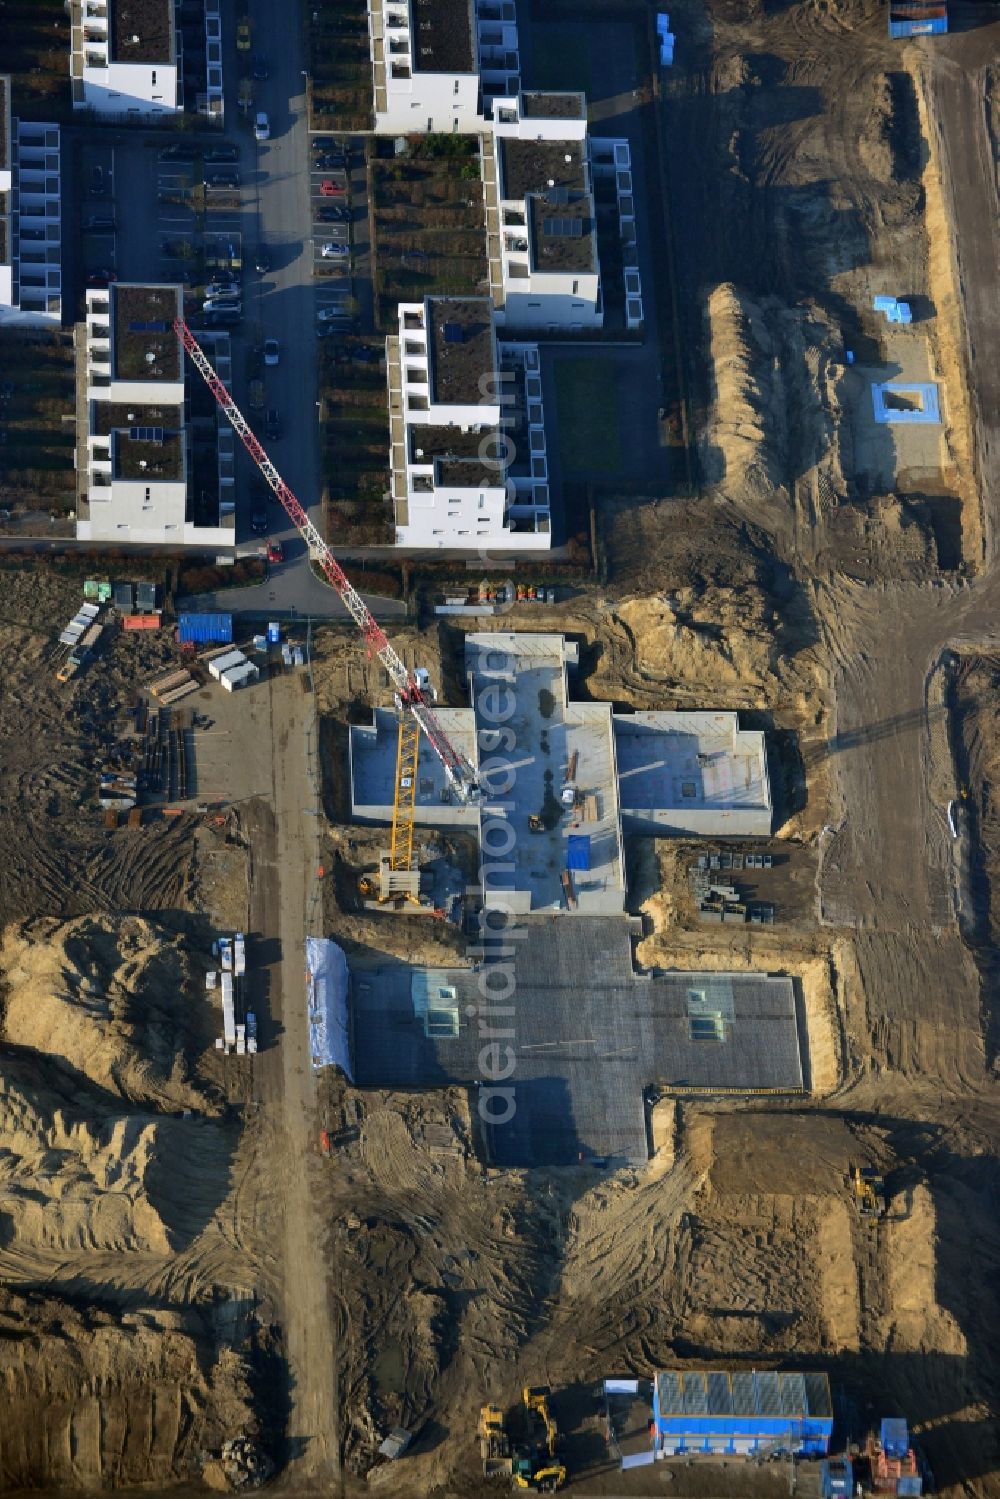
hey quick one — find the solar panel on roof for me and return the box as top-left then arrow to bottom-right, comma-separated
542,217 -> 584,238
683,1372 -> 708,1415
546,185 -> 569,206
780,1372 -> 807,1415
658,1371 -> 682,1414
443,322 -> 464,344
755,1371 -> 781,1417
804,1372 -> 832,1417
707,1371 -> 732,1415
731,1372 -> 756,1415
128,426 -> 165,443
127,320 -> 169,332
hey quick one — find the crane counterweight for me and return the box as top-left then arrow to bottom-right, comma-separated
173,316 -> 480,804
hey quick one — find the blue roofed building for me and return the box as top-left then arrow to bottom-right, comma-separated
652,1369 -> 833,1457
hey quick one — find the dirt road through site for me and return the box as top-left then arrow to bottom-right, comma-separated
812,32 -> 1000,1089
249,673 -> 340,1487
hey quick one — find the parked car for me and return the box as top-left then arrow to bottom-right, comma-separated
319,179 -> 346,197
263,338 -> 279,366
90,165 -> 106,196
317,205 -> 349,222
254,111 -> 270,142
264,408 -> 283,440
311,136 -> 335,152
254,248 -> 271,273
205,280 -> 239,299
266,539 -> 283,563
158,143 -> 198,162
203,308 -> 241,326
204,143 -> 239,163
248,378 -> 265,410
203,296 -> 241,313
86,268 -> 117,287
316,303 -> 352,324
320,242 -> 349,258
236,18 -> 251,49
206,170 -> 240,188
250,509 -> 268,534
315,152 -> 347,170
252,53 -> 269,80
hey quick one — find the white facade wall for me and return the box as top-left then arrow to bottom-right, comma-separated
391,299 -> 550,550
77,286 -> 233,549
0,110 -> 63,329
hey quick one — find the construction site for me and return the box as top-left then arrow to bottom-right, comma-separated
1,1 -> 1000,1496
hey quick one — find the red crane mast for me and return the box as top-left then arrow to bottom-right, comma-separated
174,316 -> 479,800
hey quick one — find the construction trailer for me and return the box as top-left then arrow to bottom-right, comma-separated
208,649 -> 246,681
888,1 -> 947,37
220,660 -> 259,692
651,1369 -> 833,1456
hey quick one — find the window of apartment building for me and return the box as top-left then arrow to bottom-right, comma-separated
478,496 -> 485,507
572,281 -> 578,294
151,70 -> 157,84
527,301 -> 541,308
453,79 -> 459,94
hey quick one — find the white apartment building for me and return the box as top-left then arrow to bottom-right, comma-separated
71,0 -> 180,115
484,90 -> 602,330
0,77 -> 63,327
368,0 -> 523,133
387,296 -> 551,550
76,283 -> 234,548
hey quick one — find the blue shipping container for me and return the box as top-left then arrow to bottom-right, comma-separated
178,612 -> 233,644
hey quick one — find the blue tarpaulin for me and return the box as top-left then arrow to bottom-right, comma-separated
306,937 -> 353,1078
567,834 -> 592,871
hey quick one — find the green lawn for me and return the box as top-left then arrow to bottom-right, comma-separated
553,359 -> 622,475
529,24 -> 592,95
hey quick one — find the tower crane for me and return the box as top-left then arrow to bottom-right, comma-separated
174,317 -> 479,896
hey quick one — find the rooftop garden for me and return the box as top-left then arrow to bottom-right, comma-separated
371,136 -> 487,330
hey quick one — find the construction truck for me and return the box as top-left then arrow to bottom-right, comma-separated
852,1165 -> 887,1218
478,1395 -> 566,1492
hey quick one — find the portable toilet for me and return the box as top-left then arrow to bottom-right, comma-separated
267,621 -> 281,644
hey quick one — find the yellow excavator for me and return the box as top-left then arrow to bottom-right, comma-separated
851,1165 -> 887,1218
478,1390 -> 566,1492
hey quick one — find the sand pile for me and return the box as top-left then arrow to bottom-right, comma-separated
0,1286 -> 255,1490
886,1183 -> 966,1356
613,591 -> 775,699
0,1073 -> 173,1254
703,283 -> 844,506
0,914 -> 214,1114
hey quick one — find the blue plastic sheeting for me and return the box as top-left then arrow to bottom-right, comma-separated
871,382 -> 941,425
178,612 -> 233,644
889,17 -> 947,36
567,834 -> 592,871
306,936 -> 353,1078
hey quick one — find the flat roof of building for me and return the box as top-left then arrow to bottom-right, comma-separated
615,712 -> 770,816
110,0 -> 175,63
113,428 -> 184,481
350,917 -> 804,1166
112,284 -> 181,383
409,423 -> 506,488
91,400 -> 180,437
521,90 -> 586,120
500,138 -> 596,272
427,297 -> 494,407
410,0 -> 475,74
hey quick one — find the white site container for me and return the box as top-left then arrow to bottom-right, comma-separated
208,649 -> 246,681
220,661 -> 258,692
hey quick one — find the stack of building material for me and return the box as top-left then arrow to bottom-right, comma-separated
58,602 -> 100,647
873,295 -> 913,325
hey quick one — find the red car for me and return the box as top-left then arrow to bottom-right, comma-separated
319,179 -> 346,197
87,269 -> 118,287
266,539 -> 284,564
